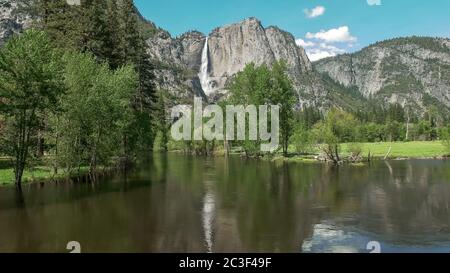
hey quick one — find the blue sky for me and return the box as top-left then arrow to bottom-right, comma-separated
135,0 -> 450,61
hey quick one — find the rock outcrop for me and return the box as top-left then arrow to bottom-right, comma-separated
207,18 -> 312,94
2,0 -> 448,114
315,37 -> 450,111
146,17 -> 315,103
0,0 -> 31,46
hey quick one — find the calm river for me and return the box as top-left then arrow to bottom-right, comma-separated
0,155 -> 449,253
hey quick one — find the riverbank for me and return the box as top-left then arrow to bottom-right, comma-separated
0,166 -> 94,187
272,141 -> 448,164
341,141 -> 448,159
1,141 -> 448,186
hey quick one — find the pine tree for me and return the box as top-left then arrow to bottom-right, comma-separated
117,0 -> 143,65
114,0 -> 159,154
25,0 -> 79,48
79,0 -> 110,62
156,90 -> 169,152
104,0 -> 123,69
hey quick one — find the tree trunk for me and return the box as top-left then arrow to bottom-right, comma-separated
283,138 -> 288,157
15,165 -> 24,186
37,129 -> 44,157
405,108 -> 410,141
335,145 -> 340,162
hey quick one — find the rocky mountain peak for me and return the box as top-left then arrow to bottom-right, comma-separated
2,1 -> 447,114
315,36 -> 450,112
147,17 -> 313,100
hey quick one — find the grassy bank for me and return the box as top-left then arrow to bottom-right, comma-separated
0,166 -> 92,187
280,141 -> 448,163
341,141 -> 448,158
1,141 -> 448,186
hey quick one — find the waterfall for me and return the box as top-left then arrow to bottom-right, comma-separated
199,37 -> 213,95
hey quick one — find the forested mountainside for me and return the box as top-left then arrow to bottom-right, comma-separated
315,37 -> 450,114
1,0 -> 449,116
143,18 -> 450,114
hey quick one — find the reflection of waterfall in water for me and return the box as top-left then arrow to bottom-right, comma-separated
202,183 -> 215,253
199,37 -> 213,96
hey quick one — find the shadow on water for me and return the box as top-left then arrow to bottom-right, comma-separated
0,155 -> 449,253
14,184 -> 25,209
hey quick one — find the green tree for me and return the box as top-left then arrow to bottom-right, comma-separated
114,0 -> 159,156
117,0 -> 143,65
227,63 -> 270,156
0,30 -> 63,186
439,126 -> 450,155
290,123 -> 311,155
312,108 -> 358,163
104,0 -> 123,69
269,61 -> 296,156
312,122 -> 340,163
156,90 -> 169,152
23,0 -> 81,49
227,61 -> 296,156
80,0 -> 110,61
53,52 -> 137,173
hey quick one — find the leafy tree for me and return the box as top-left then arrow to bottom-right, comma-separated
113,0 -> 159,156
290,123 -> 312,155
297,106 -> 322,130
22,0 -> 81,49
439,126 -> 450,155
347,142 -> 363,162
80,0 -> 110,61
104,0 -> 123,69
0,30 -> 63,186
312,122 -> 341,163
117,0 -> 143,65
312,108 -> 358,163
227,63 -> 270,156
227,61 -> 296,156
53,52 -> 137,173
270,61 -> 296,156
357,122 -> 384,142
25,0 -> 159,158
156,90 -> 169,152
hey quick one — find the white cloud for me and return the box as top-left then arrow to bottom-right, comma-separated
306,44 -> 346,62
307,50 -> 337,62
318,43 -> 346,54
306,26 -> 357,43
295,39 -> 315,48
367,0 -> 381,6
296,40 -> 347,62
303,6 -> 326,18
296,37 -> 350,62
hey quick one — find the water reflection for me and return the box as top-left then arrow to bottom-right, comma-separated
0,155 -> 449,253
202,184 -> 216,253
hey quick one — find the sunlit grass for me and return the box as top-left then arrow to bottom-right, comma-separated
0,167 -> 55,186
341,141 -> 448,158
0,166 -> 93,186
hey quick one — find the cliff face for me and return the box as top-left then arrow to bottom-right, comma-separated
146,18 -> 314,102
207,18 -> 312,94
0,0 -> 31,46
2,1 -> 448,113
315,37 -> 450,111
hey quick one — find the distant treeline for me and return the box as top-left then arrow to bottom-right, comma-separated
291,103 -> 450,163
297,101 -> 449,143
